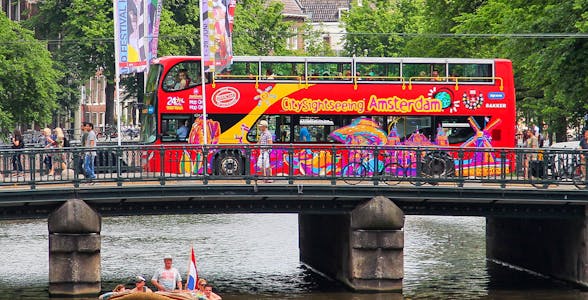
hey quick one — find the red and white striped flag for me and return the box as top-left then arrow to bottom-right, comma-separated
186,246 -> 199,290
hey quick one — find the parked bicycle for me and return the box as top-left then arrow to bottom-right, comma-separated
529,151 -> 586,189
340,149 -> 454,186
122,127 -> 140,141
340,151 -> 390,185
96,125 -> 118,141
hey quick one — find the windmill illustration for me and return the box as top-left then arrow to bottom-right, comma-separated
461,116 -> 502,164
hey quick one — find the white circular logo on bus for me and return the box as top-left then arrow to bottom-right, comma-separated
212,87 -> 240,108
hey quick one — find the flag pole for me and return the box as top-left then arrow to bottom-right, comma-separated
199,0 -> 208,145
113,0 -> 122,147
185,242 -> 192,290
113,0 -> 124,182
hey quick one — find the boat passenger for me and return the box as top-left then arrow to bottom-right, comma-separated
151,254 -> 183,291
203,284 -> 222,300
98,284 -> 127,300
131,275 -> 153,293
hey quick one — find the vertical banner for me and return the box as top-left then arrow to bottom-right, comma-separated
147,0 -> 163,64
213,0 -> 235,73
201,0 -> 236,73
115,0 -> 162,74
201,0 -> 213,72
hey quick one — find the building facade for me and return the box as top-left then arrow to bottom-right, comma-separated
299,0 -> 350,54
1,0 -> 37,21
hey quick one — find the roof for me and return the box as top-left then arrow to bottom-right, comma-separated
281,0 -> 306,17
299,0 -> 350,22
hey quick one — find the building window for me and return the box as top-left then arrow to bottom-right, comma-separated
288,27 -> 299,50
338,8 -> 348,20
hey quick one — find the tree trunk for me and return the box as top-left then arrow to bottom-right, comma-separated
105,82 -> 115,126
554,115 -> 567,143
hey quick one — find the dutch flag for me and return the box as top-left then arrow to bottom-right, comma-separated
186,246 -> 199,290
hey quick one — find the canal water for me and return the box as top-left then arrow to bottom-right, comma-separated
0,214 -> 585,299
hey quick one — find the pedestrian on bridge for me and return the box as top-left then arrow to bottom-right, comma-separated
41,127 -> 57,177
257,120 -> 273,182
10,129 -> 24,177
83,122 -> 97,183
580,128 -> 588,178
524,129 -> 539,179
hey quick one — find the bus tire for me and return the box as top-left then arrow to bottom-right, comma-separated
216,151 -> 243,176
422,151 -> 454,178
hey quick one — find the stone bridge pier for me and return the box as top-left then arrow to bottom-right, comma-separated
486,206 -> 588,288
298,196 -> 405,292
48,199 -> 102,296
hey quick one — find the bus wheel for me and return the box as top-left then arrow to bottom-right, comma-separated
422,151 -> 455,178
216,151 -> 243,176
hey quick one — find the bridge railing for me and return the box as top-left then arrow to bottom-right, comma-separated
0,144 -> 586,189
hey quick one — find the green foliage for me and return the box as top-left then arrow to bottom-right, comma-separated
232,0 -> 292,55
404,0 -> 487,57
342,0 -> 421,57
454,0 -> 588,141
158,0 -> 200,55
26,0 -> 111,117
295,23 -> 336,57
0,13 -> 60,132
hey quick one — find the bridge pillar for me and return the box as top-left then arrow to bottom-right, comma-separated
48,199 -> 102,296
299,196 -> 404,292
486,206 -> 588,288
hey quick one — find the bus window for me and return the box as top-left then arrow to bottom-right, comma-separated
262,62 -> 304,80
161,114 -> 192,142
448,63 -> 493,82
247,116 -> 278,143
394,116 -> 432,140
296,116 -> 336,142
307,62 -> 351,81
438,116 -> 490,144
162,61 -> 203,92
276,115 -> 292,142
356,63 -> 400,81
146,64 -> 163,94
228,61 -> 259,79
403,63 -> 446,81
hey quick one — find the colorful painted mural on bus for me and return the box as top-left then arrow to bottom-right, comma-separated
178,115 -> 509,177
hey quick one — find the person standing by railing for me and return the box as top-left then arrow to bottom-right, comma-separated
580,128 -> 588,178
41,127 -> 57,177
11,129 -> 24,177
539,123 -> 550,147
83,122 -> 97,184
54,127 -> 67,174
257,120 -> 273,182
524,129 -> 539,179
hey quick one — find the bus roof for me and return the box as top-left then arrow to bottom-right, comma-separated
153,55 -> 508,65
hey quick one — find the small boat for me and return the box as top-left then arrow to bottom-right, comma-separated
100,291 -> 203,300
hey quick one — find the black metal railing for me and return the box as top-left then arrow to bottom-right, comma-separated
0,144 -> 586,190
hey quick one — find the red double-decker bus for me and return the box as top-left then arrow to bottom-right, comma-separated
140,55 -> 515,176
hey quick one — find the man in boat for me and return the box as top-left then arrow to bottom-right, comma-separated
203,284 -> 222,300
151,254 -> 183,291
131,275 -> 153,293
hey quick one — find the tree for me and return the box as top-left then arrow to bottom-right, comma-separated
342,0 -> 422,57
454,0 -> 588,141
403,0 -> 487,58
157,0 -> 200,56
0,13 -> 60,134
232,0 -> 292,55
28,0 -> 202,127
297,23 -> 336,57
